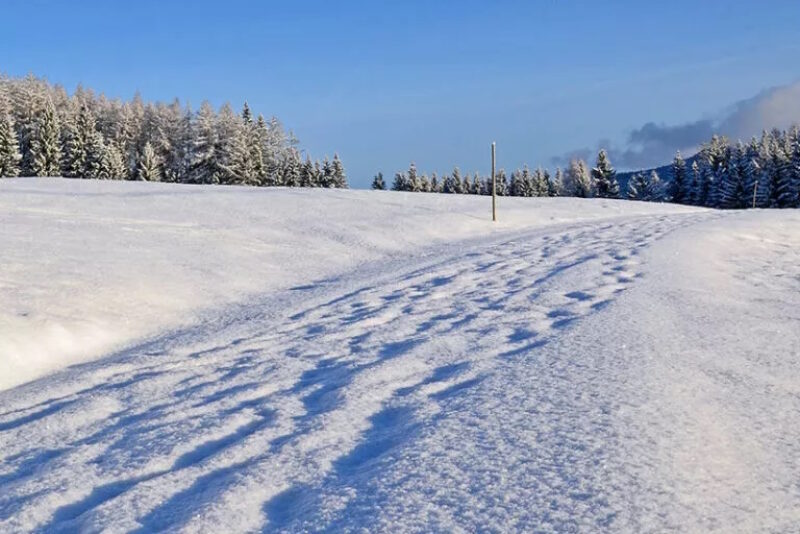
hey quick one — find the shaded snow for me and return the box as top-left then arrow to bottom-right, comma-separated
1,179 -> 799,532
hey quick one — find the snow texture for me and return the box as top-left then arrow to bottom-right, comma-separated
1,179 -> 798,532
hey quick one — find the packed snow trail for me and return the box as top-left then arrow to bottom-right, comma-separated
1,209 -> 798,532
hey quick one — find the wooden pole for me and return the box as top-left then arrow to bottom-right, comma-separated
491,142 -> 497,222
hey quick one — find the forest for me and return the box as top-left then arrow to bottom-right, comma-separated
0,74 -> 347,187
379,130 -> 800,209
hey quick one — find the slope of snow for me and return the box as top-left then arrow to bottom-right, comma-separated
0,178 -> 699,390
1,179 -> 798,532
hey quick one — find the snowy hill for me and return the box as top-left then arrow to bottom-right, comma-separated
1,178 -> 799,532
0,178 -> 698,391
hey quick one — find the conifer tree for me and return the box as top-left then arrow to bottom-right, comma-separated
471,174 -> 481,194
98,141 -> 127,179
534,167 -> 549,197
792,136 -> 800,208
509,169 -> 524,197
63,104 -> 101,178
430,172 -> 439,193
443,167 -> 462,193
301,156 -> 316,187
137,141 -> 162,181
567,159 -> 592,197
407,162 -> 420,192
241,104 -> 263,186
688,161 -> 700,205
719,143 -> 748,209
545,170 -> 557,197
627,170 -> 662,201
29,97 -> 61,176
520,166 -> 534,197
215,103 -> 251,185
696,159 -> 714,207
189,101 -> 218,184
592,149 -> 620,198
774,146 -> 797,208
283,151 -> 302,187
392,171 -> 407,191
371,172 -> 386,190
552,167 -> 564,196
744,139 -> 765,208
331,153 -> 347,188
420,174 -> 431,192
669,151 -> 687,203
0,110 -> 21,177
495,169 -> 508,196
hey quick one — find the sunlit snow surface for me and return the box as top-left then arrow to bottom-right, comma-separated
1,179 -> 799,532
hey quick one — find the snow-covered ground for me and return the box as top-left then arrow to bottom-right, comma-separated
0,178 -> 697,391
1,179 -> 799,532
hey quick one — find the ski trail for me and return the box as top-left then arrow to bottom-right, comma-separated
0,212 -> 717,533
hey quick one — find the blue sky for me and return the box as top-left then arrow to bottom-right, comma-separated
3,0 -> 800,187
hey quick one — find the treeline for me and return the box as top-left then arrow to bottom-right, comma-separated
377,127 -> 800,209
0,74 -> 347,187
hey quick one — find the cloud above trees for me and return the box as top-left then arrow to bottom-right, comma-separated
553,81 -> 800,170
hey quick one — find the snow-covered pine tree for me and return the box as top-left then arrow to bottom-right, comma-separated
668,151 -> 687,203
696,158 -> 714,207
430,172 -> 440,193
215,103 -> 251,185
544,169 -> 557,197
494,169 -> 508,196
774,146 -> 797,208
300,156 -> 316,187
419,173 -> 431,192
567,159 -> 592,197
319,157 -> 333,187
744,139 -> 765,208
0,109 -> 21,177
29,96 -> 62,176
97,141 -> 127,179
792,134 -> 800,208
627,170 -> 662,201
687,161 -> 700,205
63,103 -> 100,178
535,167 -> 550,197
283,150 -> 302,187
468,174 -> 479,194
626,173 -> 645,200
443,167 -> 462,193
407,163 -> 420,192
592,149 -> 620,198
242,102 -> 253,125
243,106 -> 264,186
254,114 -> 279,185
331,154 -> 347,188
509,169 -> 524,197
392,171 -> 407,191
518,166 -> 532,197
552,167 -> 564,196
189,101 -> 218,184
137,141 -> 162,181
719,142 -> 748,209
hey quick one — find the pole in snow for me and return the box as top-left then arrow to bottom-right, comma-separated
491,142 -> 497,222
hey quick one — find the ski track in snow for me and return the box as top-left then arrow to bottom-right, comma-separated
0,211 -> 730,532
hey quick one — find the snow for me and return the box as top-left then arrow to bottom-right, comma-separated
1,178 -> 799,532
0,178 -> 697,391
